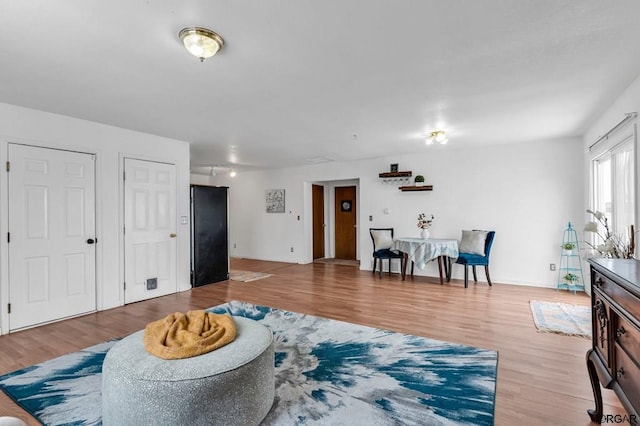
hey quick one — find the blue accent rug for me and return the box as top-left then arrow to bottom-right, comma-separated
0,300 -> 498,425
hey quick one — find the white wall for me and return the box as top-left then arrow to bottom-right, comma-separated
211,137 -> 585,288
584,74 -> 640,148
190,173 -> 214,186
0,103 -> 191,334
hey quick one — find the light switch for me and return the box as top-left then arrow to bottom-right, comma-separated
180,216 -> 188,225
383,208 -> 390,214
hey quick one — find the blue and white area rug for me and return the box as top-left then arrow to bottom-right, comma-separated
0,300 -> 498,425
530,300 -> 591,338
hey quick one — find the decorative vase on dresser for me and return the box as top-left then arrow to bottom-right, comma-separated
420,228 -> 430,239
586,258 -> 640,424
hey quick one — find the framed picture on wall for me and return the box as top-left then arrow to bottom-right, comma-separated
266,189 -> 285,213
390,163 -> 399,173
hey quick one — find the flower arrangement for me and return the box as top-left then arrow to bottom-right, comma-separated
417,213 -> 434,229
583,209 -> 635,259
562,242 -> 575,251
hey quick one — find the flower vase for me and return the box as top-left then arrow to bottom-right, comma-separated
420,228 -> 430,239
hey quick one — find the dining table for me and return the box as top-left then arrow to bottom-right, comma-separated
393,237 -> 459,284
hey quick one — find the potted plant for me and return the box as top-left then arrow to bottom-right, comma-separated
564,273 -> 579,284
562,242 -> 575,255
414,175 -> 425,187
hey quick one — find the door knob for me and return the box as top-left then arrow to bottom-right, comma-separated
169,233 -> 177,238
86,238 -> 95,244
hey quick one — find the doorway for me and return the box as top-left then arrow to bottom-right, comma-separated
7,144 -> 97,330
312,184 -> 325,259
334,185 -> 357,260
123,158 -> 177,303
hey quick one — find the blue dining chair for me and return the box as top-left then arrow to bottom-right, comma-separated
369,228 -> 404,278
455,230 -> 495,288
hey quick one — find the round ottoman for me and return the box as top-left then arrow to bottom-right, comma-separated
102,316 -> 274,426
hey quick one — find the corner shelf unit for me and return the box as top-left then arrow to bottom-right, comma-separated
557,221 -> 585,294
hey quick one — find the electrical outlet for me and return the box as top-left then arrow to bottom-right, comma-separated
369,215 -> 373,221
233,243 -> 236,249
550,263 -> 556,271
290,247 -> 294,252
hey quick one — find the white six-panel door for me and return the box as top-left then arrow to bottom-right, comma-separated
8,144 -> 96,331
124,158 -> 177,304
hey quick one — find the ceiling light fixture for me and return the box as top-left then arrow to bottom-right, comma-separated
179,27 -> 224,62
426,130 -> 448,145
229,170 -> 237,177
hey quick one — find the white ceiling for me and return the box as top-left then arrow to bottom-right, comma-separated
2,1 -> 640,174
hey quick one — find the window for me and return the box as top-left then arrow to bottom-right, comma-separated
591,132 -> 635,242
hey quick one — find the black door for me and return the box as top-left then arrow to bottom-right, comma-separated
191,185 -> 229,286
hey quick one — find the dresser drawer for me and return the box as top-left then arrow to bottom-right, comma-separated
615,315 -> 640,366
615,344 -> 640,411
594,271 -> 640,320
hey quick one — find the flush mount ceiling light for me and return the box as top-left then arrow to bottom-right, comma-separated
426,130 -> 448,145
179,27 -> 224,62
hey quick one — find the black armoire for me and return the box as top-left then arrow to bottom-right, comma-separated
190,185 -> 229,286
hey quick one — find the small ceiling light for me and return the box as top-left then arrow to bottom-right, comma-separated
426,130 -> 448,145
179,27 -> 224,62
229,170 -> 237,177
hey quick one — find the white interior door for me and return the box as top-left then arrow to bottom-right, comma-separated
8,144 -> 96,330
124,158 -> 177,304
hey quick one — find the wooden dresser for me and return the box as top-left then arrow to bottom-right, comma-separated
587,258 -> 640,424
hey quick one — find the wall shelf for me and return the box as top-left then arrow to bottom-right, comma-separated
379,170 -> 432,191
399,185 -> 433,191
379,171 -> 412,178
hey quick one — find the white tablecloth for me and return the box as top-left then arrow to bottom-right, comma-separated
393,237 -> 459,270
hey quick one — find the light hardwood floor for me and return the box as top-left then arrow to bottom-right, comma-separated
0,258 -> 626,425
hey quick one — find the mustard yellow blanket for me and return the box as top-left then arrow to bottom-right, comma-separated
144,310 -> 236,360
